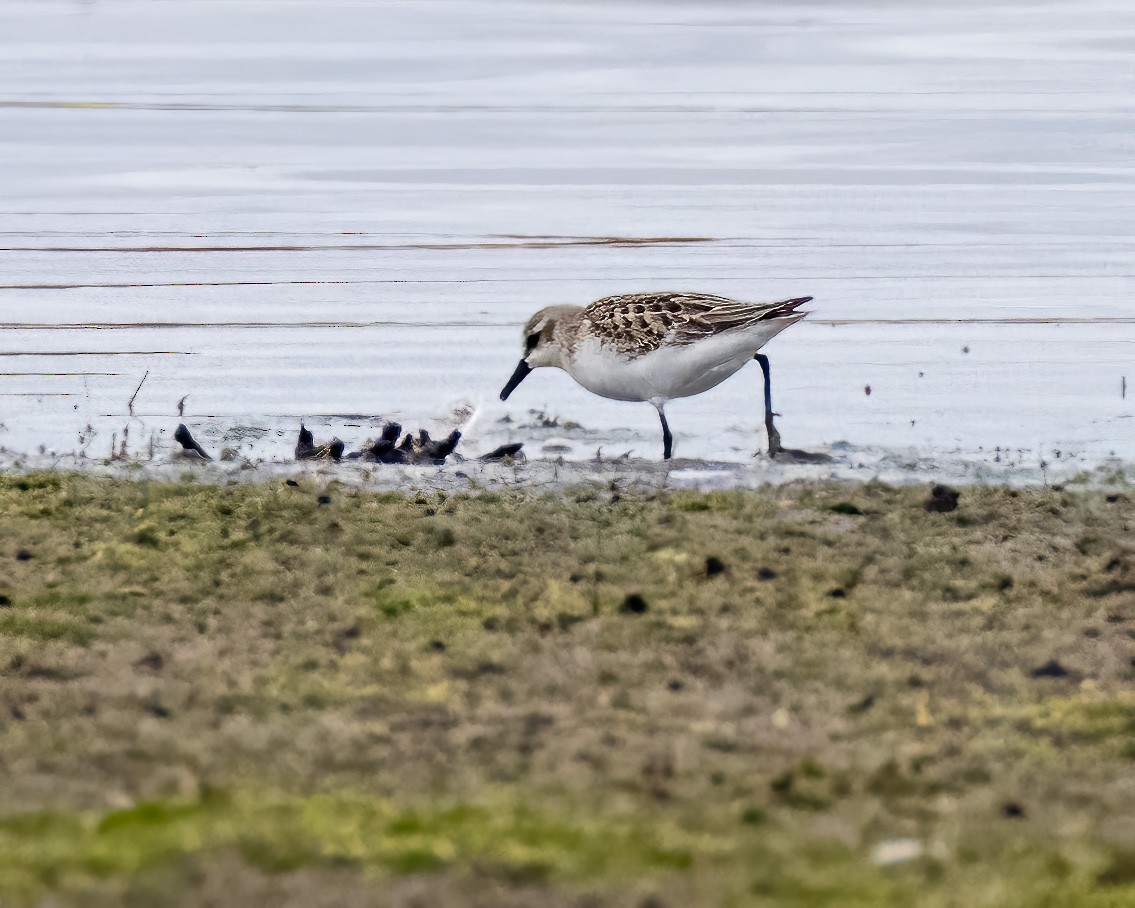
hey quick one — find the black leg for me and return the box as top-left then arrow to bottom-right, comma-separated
754,353 -> 782,457
657,406 -> 673,460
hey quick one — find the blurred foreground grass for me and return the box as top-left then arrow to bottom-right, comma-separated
0,472 -> 1133,906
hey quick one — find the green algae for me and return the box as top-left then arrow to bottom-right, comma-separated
0,473 -> 1133,906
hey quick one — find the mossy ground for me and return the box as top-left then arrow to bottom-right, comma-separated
0,472 -> 1133,906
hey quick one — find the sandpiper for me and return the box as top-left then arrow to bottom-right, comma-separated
499,291 -> 811,459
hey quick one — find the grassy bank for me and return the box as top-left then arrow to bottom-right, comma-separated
0,473 -> 1133,906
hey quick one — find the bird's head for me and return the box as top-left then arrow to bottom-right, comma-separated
499,306 -> 577,400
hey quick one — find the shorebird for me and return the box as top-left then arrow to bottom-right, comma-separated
499,291 -> 811,459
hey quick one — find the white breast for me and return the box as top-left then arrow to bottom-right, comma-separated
565,319 -> 796,403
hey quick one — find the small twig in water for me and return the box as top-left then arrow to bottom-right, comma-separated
128,371 -> 149,417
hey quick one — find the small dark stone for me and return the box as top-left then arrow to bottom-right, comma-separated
23,663 -> 73,682
333,623 -> 361,654
1083,627 -> 1101,639
1001,801 -> 1026,819
16,549 -> 32,561
148,702 -> 171,718
925,484 -> 960,513
1106,494 -> 1120,503
848,693 -> 875,714
429,639 -> 447,652
133,651 -> 164,673
705,556 -> 727,577
620,593 -> 649,614
0,594 -> 10,607
740,807 -> 766,826
757,567 -> 777,581
285,479 -> 299,487
317,495 -> 332,505
10,703 -> 27,721
482,616 -> 500,631
827,587 -> 847,598
667,679 -> 684,692
1030,659 -> 1070,678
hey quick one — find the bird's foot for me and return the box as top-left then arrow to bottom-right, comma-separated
766,423 -> 783,458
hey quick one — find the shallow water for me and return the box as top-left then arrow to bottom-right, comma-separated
1,0 -> 1132,478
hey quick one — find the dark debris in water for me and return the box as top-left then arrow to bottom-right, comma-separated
352,422 -> 469,466
295,422 -> 345,462
479,442 -> 525,463
173,424 -> 211,460
360,422 -> 405,464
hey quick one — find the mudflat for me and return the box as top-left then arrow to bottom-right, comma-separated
1,473 -> 1133,906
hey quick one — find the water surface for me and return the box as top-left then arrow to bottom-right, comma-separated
1,0 -> 1132,473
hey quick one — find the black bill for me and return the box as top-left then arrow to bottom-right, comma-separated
499,359 -> 532,401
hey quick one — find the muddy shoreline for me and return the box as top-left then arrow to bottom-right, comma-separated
1,473 -> 1133,905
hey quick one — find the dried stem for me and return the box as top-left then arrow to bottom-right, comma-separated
128,371 -> 149,416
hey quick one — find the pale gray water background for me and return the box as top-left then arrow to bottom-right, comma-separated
1,0 -> 1133,484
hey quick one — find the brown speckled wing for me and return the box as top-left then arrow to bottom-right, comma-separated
580,292 -> 809,356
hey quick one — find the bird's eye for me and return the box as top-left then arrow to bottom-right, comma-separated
524,333 -> 540,354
